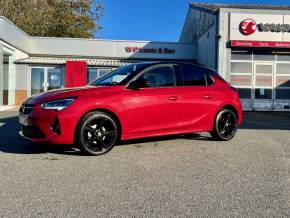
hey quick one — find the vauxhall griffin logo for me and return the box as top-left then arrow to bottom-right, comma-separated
240,19 -> 257,35
239,19 -> 290,35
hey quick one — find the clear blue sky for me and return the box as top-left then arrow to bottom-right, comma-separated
98,0 -> 290,42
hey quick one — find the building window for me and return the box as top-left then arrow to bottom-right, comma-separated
276,76 -> 290,88
231,62 -> 252,74
87,68 -> 112,83
276,62 -> 290,100
276,63 -> 290,74
276,54 -> 290,62
230,75 -> 252,87
276,89 -> 290,99
255,89 -> 272,99
253,51 -> 275,61
231,50 -> 290,104
30,66 -> 65,96
236,88 -> 251,99
47,67 -> 65,90
230,51 -> 253,99
231,51 -> 252,61
31,68 -> 45,95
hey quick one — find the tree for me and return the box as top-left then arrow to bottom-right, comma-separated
0,0 -> 103,38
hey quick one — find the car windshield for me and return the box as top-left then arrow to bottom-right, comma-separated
89,64 -> 146,86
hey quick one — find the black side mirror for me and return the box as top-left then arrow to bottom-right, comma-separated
128,79 -> 151,89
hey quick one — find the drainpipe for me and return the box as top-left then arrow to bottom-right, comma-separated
215,11 -> 220,70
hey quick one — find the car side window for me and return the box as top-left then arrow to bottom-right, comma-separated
173,65 -> 183,86
181,64 -> 207,86
138,66 -> 175,87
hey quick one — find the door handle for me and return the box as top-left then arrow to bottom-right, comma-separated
204,95 -> 212,99
168,96 -> 178,101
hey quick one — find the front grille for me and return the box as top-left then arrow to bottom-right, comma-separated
21,125 -> 45,138
19,103 -> 35,115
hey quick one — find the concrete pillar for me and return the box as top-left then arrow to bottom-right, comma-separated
0,43 -> 3,106
8,55 -> 15,105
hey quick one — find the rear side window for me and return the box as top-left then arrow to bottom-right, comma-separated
205,73 -> 215,85
181,64 -> 207,86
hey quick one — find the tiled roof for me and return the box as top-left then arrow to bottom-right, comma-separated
15,57 -> 139,66
190,2 -> 290,12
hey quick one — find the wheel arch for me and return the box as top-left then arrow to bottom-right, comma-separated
211,104 -> 239,131
221,104 -> 238,119
73,108 -> 122,144
210,105 -> 239,141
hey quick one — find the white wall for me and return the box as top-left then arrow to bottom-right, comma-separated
0,16 -> 196,61
230,13 -> 290,42
218,11 -> 231,81
15,65 -> 28,90
31,38 -> 196,60
0,17 -> 31,53
217,9 -> 290,81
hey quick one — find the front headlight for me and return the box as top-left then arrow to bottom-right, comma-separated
41,98 -> 76,111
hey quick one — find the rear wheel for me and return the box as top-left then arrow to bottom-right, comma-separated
210,109 -> 238,141
77,112 -> 119,155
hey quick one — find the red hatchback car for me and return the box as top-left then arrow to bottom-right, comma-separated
19,62 -> 243,155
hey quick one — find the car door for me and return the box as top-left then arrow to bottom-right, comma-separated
176,64 -> 217,130
123,64 -> 181,136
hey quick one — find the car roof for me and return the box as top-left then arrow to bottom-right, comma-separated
135,61 -> 215,72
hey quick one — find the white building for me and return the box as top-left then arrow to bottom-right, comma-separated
1,3 -> 290,111
181,3 -> 290,111
0,16 -> 195,107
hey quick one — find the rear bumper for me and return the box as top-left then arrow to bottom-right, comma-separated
237,102 -> 243,126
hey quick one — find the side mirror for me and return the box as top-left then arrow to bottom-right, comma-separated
127,79 -> 151,89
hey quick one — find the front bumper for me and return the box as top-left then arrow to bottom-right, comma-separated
19,104 -> 79,144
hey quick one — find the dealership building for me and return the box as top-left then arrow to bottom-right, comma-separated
1,3 -> 290,111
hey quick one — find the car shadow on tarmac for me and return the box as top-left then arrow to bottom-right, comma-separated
0,115 -> 211,155
0,116 -> 58,155
0,111 -> 289,155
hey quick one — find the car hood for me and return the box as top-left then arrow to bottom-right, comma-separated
25,85 -> 123,105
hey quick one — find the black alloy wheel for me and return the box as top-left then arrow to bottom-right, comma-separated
77,112 -> 119,155
210,109 -> 238,141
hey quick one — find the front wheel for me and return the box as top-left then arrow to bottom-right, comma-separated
210,109 -> 238,141
77,112 -> 119,155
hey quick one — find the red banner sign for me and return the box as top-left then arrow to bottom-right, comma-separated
66,61 -> 87,87
231,40 -> 290,48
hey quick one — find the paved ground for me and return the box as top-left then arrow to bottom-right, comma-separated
0,111 -> 289,217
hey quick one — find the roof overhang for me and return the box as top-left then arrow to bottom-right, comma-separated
15,57 -> 140,67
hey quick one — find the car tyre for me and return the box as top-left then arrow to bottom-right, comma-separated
210,109 -> 238,141
77,111 -> 119,155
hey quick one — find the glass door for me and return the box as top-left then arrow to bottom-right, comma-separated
31,68 -> 45,95
47,67 -> 65,90
30,67 -> 65,96
253,63 -> 274,110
